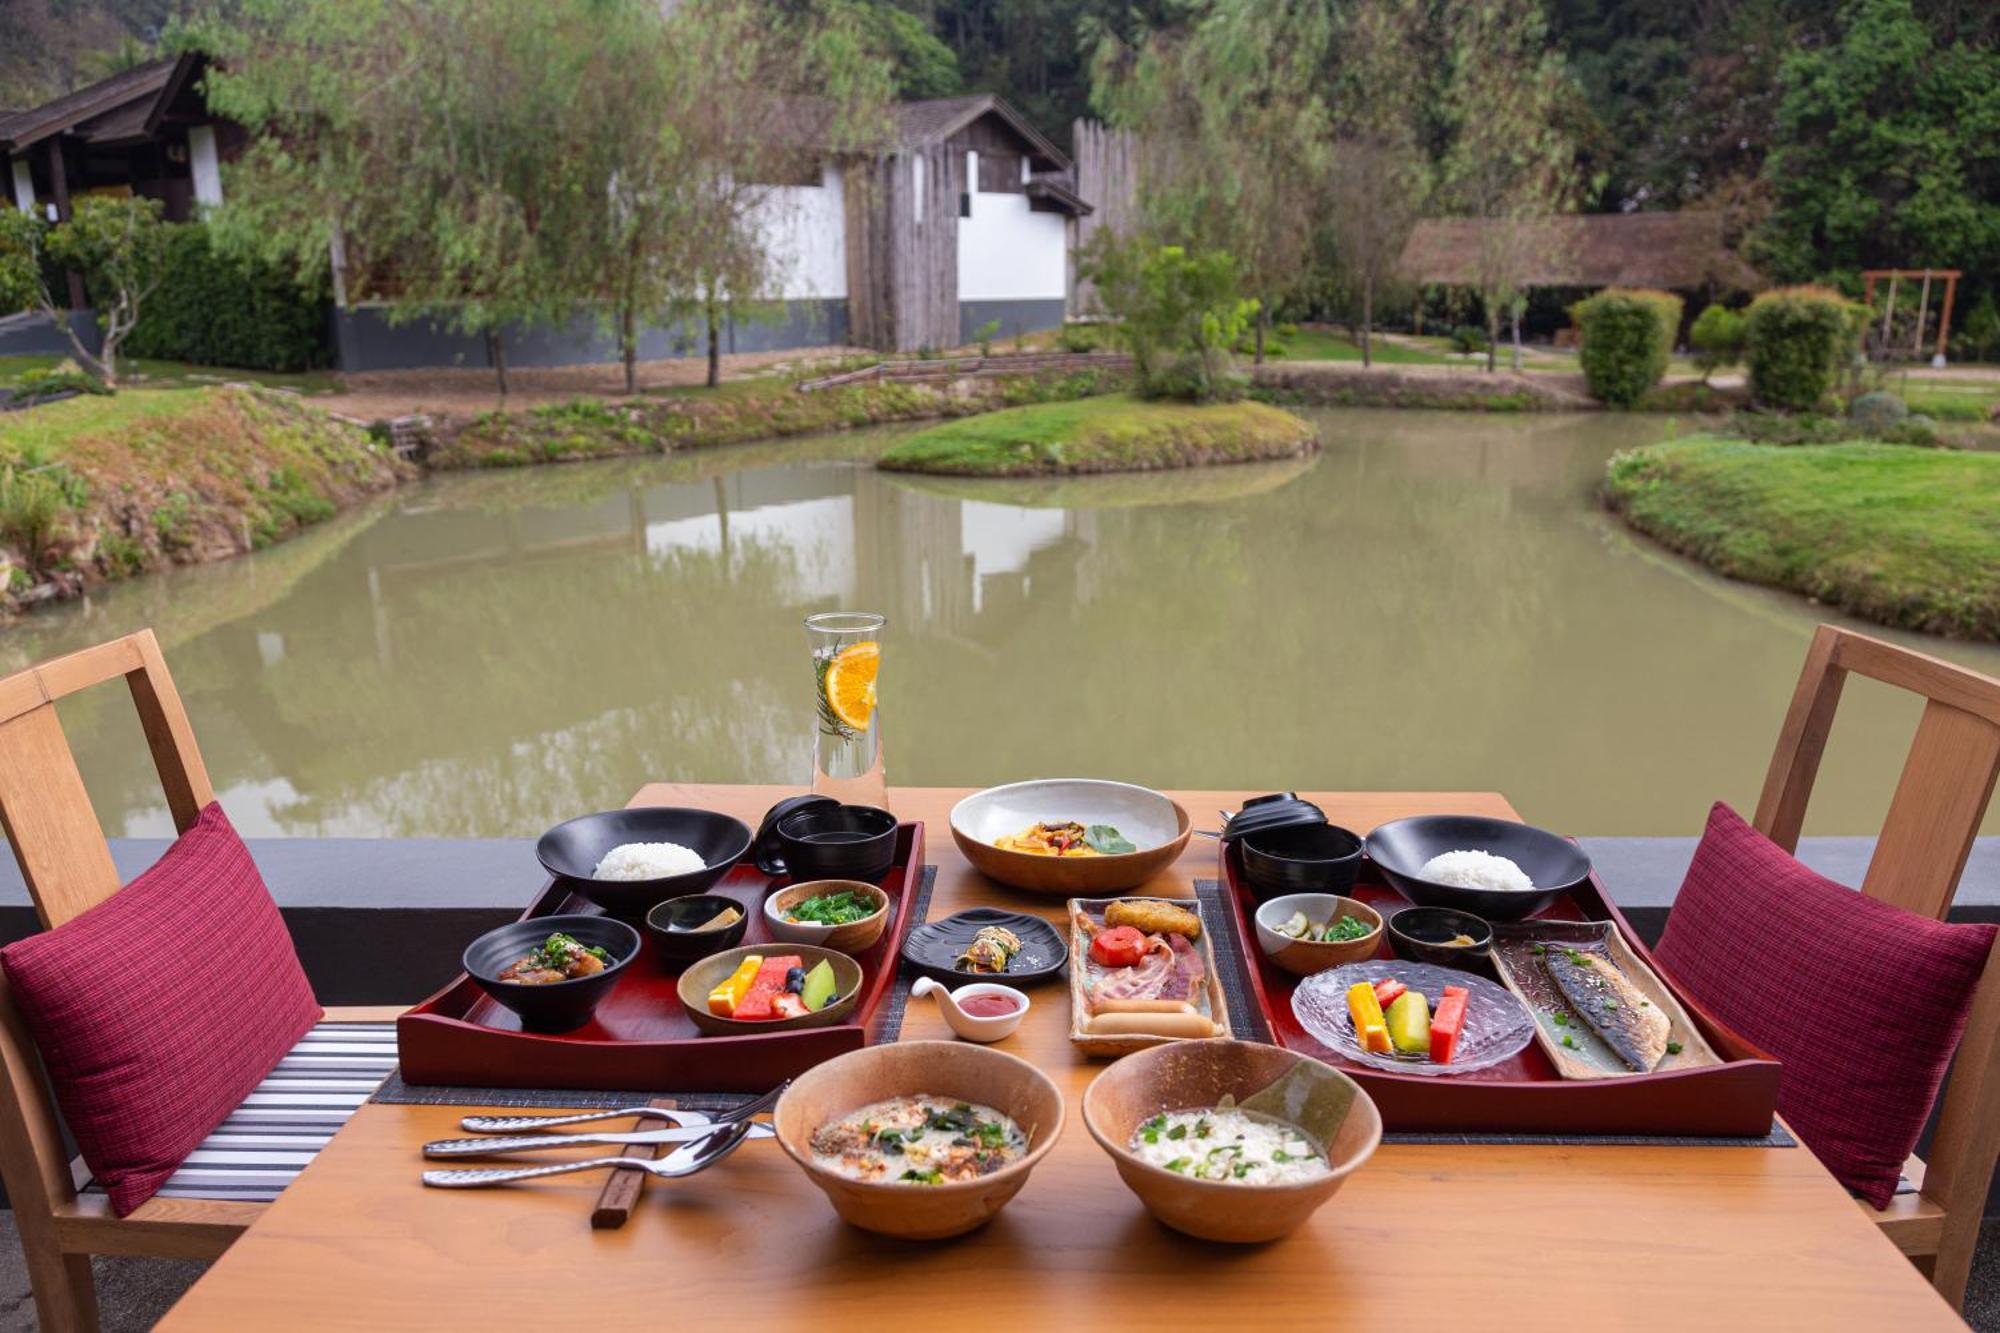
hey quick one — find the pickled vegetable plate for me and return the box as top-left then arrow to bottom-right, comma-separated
1292,962 -> 1535,1076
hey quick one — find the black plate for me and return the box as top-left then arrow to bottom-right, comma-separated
900,908 -> 1068,987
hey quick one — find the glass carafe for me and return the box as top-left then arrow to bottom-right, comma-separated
805,611 -> 886,807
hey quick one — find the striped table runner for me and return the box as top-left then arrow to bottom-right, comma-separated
79,1021 -> 399,1204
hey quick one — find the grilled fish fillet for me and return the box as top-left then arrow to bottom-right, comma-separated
1543,947 -> 1671,1072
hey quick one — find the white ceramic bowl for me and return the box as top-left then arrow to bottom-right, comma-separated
911,977 -> 1031,1043
949,779 -> 1191,895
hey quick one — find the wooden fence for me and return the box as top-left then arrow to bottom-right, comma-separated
1070,120 -> 1142,317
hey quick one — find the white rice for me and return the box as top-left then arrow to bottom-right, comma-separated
593,841 -> 704,880
1419,848 -> 1535,892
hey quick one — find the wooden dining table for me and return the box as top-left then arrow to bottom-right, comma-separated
158,785 -> 1964,1330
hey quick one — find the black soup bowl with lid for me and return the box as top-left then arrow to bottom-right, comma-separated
755,797 -> 899,883
463,913 -> 640,1033
1238,822 -> 1365,901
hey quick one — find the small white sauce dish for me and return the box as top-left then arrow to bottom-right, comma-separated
911,977 -> 1031,1043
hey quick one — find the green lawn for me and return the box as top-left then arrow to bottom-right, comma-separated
1269,328 -> 1461,366
1891,378 -> 2000,422
876,392 -> 1317,476
1604,435 -> 2000,639
0,389 -> 218,460
0,354 -> 339,396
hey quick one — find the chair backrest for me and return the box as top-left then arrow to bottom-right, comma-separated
0,629 -> 212,1226
1755,623 -> 2000,1298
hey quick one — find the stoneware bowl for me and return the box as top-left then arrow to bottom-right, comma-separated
536,807 -> 753,918
675,943 -> 862,1036
762,880 -> 891,953
462,913 -> 641,1033
1082,1038 -> 1382,1243
1238,822 -> 1364,902
1252,893 -> 1384,977
950,779 -> 1191,896
910,976 -> 1031,1043
642,893 -> 750,967
1365,814 -> 1589,923
773,1040 -> 1065,1239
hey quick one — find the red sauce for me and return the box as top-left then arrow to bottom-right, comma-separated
960,993 -> 1021,1018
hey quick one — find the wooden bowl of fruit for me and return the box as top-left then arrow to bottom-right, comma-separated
677,943 -> 863,1036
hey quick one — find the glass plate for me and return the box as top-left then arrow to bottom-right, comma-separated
1291,961 -> 1535,1076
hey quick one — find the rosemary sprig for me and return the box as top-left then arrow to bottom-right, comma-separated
813,651 -> 860,741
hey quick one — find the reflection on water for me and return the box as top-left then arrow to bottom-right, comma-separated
9,409 -> 1998,839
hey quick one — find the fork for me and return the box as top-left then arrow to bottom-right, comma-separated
456,1081 -> 787,1135
422,1120 -> 756,1189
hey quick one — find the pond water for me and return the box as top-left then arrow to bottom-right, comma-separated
8,408 -> 1997,839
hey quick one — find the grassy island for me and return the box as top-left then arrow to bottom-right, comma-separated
875,394 -> 1319,477
1604,436 -> 2000,640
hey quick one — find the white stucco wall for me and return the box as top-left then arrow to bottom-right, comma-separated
957,167 -> 1068,302
750,164 -> 847,301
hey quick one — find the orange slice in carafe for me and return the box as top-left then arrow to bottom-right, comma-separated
823,641 -> 880,732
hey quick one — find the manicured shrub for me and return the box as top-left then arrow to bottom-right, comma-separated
1448,324 -> 1488,355
1848,390 -> 1908,435
124,222 -> 331,372
1689,304 -> 1747,381
1573,288 -> 1682,407
1743,285 -> 1865,412
1056,323 -> 1104,353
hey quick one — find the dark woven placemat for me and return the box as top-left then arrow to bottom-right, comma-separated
1193,879 -> 1793,1149
374,865 -> 938,1110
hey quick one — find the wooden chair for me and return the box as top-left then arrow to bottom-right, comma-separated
1755,623 -> 2000,1307
0,629 -> 399,1332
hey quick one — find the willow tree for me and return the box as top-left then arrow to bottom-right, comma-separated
1090,0 -> 1331,362
1326,0 -> 1429,367
1436,0 -> 1576,372
200,0 -> 652,396
655,0 -> 898,387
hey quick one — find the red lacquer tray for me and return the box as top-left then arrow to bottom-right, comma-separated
1219,840 -> 1783,1136
398,822 -> 926,1094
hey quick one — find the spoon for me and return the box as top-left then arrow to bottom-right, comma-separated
422,1120 -> 756,1189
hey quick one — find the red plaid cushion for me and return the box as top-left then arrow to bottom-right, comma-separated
1,803 -> 321,1215
1655,802 -> 1996,1207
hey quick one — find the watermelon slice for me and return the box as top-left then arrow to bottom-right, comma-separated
733,955 -> 803,1022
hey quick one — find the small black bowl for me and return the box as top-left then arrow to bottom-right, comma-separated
537,807 -> 753,918
644,894 -> 751,967
1365,815 -> 1590,923
759,804 -> 898,883
1238,823 -> 1364,901
463,913 -> 640,1033
1387,906 -> 1494,968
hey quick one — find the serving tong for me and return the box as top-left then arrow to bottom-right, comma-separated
420,1081 -> 786,1189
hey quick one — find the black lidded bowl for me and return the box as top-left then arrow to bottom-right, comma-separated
1365,815 -> 1590,923
536,807 -> 753,918
463,913 -> 640,1033
1238,822 -> 1364,902
757,802 -> 898,883
644,893 -> 751,967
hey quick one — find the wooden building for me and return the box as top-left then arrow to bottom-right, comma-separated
3,53 -> 236,232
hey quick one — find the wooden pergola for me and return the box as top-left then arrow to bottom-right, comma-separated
1861,268 -> 1960,364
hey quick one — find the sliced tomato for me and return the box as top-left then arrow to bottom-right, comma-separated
1089,925 -> 1149,968
1372,978 -> 1407,1008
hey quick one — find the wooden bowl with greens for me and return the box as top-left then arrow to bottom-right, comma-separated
763,880 -> 890,952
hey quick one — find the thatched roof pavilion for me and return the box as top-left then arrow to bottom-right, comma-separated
1398,212 -> 1764,293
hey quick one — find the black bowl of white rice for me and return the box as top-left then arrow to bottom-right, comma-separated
1364,815 -> 1589,923
537,807 -> 754,917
